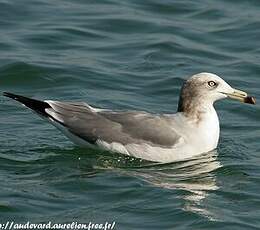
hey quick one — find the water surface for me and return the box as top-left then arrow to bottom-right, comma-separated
1,0 -> 260,229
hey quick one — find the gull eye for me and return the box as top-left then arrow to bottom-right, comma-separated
208,81 -> 217,87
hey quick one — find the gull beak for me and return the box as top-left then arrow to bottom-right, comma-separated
226,88 -> 256,104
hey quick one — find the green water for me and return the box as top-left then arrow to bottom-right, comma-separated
1,0 -> 260,229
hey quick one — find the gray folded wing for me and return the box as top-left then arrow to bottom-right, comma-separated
45,101 -> 181,147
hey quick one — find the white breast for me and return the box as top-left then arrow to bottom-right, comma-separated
195,108 -> 220,152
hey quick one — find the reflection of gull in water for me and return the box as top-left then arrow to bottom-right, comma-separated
130,150 -> 221,220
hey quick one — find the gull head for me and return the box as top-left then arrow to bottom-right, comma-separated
178,72 -> 255,114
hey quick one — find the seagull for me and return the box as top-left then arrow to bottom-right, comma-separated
3,73 -> 255,163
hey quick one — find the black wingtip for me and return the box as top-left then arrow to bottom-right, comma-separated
3,92 -> 51,116
3,92 -> 32,103
3,92 -> 17,99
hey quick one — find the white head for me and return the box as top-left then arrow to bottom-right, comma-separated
178,72 -> 255,114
